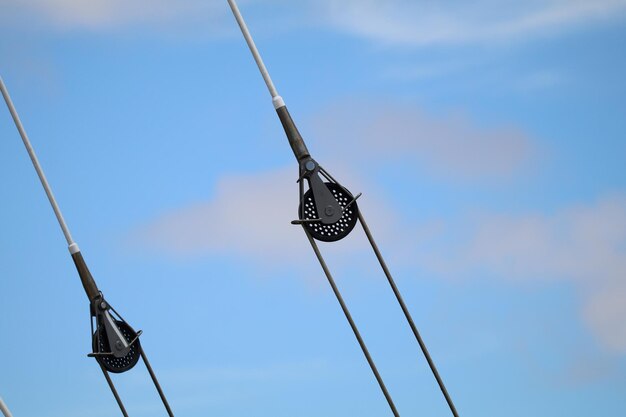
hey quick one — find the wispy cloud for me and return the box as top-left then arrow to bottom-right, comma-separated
131,97 -> 535,261
131,167 -> 305,260
133,186 -> 626,353
129,97 -> 625,353
4,0 -> 626,45
584,283 -> 626,353
320,0 -> 626,46
458,197 -> 626,287
426,195 -> 626,353
130,166 -> 397,266
2,0 -> 228,33
309,98 -> 537,182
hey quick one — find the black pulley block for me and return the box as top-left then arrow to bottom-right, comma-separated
93,319 -> 141,374
300,182 -> 359,242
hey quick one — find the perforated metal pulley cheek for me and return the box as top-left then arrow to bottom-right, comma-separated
93,320 -> 141,374
300,182 -> 358,242
2,76 -> 177,417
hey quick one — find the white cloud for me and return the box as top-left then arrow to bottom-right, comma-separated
459,196 -> 626,286
131,97 -> 535,262
433,195 -> 626,353
584,284 -> 626,352
130,166 -> 398,266
129,97 -> 625,353
320,0 -> 626,46
309,98 -> 536,181
4,0 -> 626,45
134,175 -> 626,353
3,0 -> 228,32
132,167 -> 304,260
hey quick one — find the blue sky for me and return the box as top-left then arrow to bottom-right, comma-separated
1,1 -> 626,416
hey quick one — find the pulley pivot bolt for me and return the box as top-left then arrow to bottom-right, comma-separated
115,340 -> 125,351
100,301 -> 107,310
325,206 -> 335,216
305,161 -> 316,172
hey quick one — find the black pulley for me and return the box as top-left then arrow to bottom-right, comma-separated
93,319 -> 141,374
226,2 -> 462,415
300,182 -> 359,242
2,73 -> 175,417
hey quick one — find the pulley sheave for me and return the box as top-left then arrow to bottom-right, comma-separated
93,318 -> 141,374
300,182 -> 359,242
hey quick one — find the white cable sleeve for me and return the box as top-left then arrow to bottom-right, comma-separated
0,397 -> 14,417
1,76 -> 77,250
226,0 -> 282,101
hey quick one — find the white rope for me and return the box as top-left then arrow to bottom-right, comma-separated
0,397 -> 14,417
226,0 -> 282,103
1,76 -> 77,250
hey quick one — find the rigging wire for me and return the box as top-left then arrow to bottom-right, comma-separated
0,397 -> 14,417
305,230 -> 400,417
224,1 -> 462,416
359,212 -> 460,417
1,76 -> 176,417
0,76 -> 76,250
225,2 -> 401,414
226,0 -> 280,99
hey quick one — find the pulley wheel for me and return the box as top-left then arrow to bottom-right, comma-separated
92,319 -> 141,374
299,182 -> 359,242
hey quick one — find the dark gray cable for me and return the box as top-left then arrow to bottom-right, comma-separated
304,230 -> 401,417
224,1 -> 457,414
359,212 -> 460,417
2,75 -> 176,417
140,348 -> 175,417
99,364 -> 130,417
